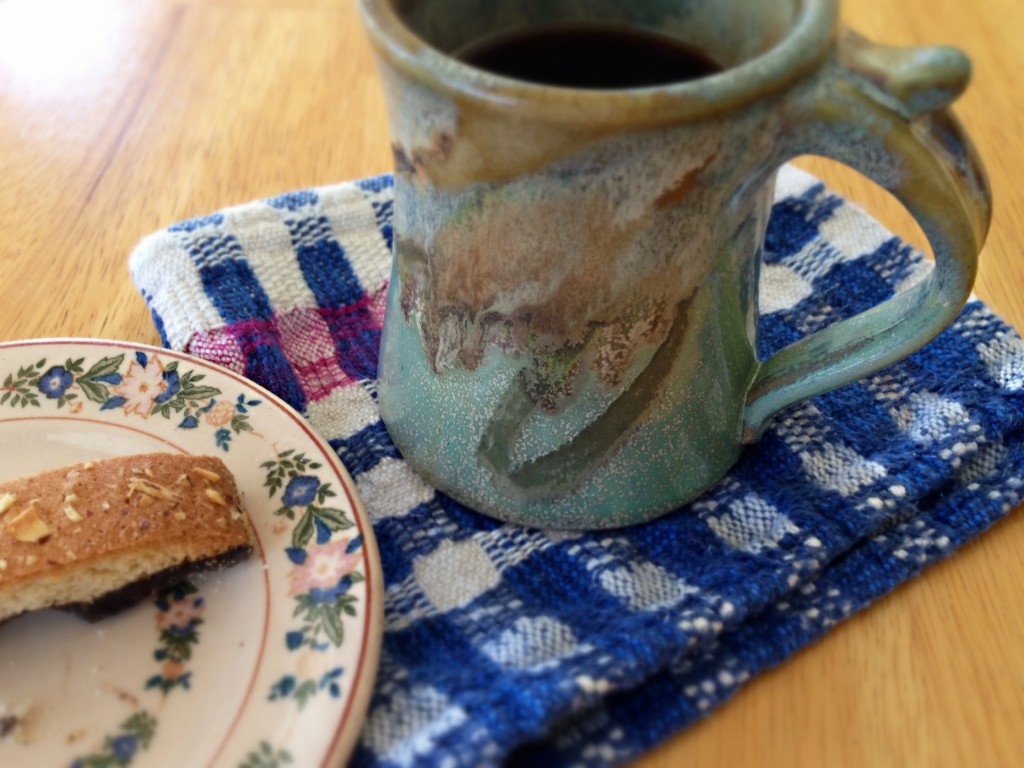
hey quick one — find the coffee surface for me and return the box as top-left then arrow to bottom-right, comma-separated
456,23 -> 723,89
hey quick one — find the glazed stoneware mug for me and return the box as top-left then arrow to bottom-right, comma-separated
359,0 -> 991,530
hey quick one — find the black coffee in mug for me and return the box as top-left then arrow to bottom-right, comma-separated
456,23 -> 724,89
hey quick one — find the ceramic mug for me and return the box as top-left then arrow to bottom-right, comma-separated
359,0 -> 991,530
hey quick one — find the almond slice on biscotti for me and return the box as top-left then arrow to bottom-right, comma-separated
0,453 -> 255,624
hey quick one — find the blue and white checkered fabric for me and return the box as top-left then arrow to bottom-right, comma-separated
131,166 -> 1024,767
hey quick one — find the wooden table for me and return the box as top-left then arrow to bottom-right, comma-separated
1,1 -> 1021,765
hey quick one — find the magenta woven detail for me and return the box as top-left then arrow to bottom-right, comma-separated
185,329 -> 246,375
319,289 -> 384,329
317,288 -> 387,383
368,284 -> 388,328
278,305 -> 363,400
225,316 -> 285,356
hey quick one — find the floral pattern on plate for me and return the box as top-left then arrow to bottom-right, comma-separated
1,351 -> 260,451
147,582 -> 205,694
0,340 -> 381,768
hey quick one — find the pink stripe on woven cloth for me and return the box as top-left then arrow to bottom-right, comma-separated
186,328 -> 246,375
277,305 -> 363,400
318,288 -> 387,328
226,317 -> 287,360
316,289 -> 388,380
368,283 -> 388,328
183,286 -> 389,404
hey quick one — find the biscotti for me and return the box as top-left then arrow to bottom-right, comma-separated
0,453 -> 254,624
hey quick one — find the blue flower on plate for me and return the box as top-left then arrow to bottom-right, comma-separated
308,575 -> 354,605
282,476 -> 320,507
110,734 -> 138,761
154,369 -> 181,404
37,366 -> 73,399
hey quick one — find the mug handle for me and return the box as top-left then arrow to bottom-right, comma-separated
742,30 -> 992,441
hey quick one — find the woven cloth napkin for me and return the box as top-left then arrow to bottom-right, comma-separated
130,166 -> 1024,767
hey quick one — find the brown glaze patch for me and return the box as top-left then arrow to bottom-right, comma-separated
395,168 -> 695,409
401,253 -> 681,412
428,193 -> 648,341
392,143 -> 417,176
391,130 -> 455,182
593,298 -> 675,387
520,345 -> 585,413
656,153 -> 717,208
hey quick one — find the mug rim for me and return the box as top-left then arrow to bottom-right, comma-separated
359,0 -> 840,124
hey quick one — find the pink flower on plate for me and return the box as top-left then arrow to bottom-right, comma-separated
290,538 -> 360,598
111,357 -> 168,418
156,596 -> 205,632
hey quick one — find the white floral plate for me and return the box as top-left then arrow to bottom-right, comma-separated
0,339 -> 382,767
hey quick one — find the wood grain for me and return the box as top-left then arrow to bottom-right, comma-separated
0,1 -> 1020,766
